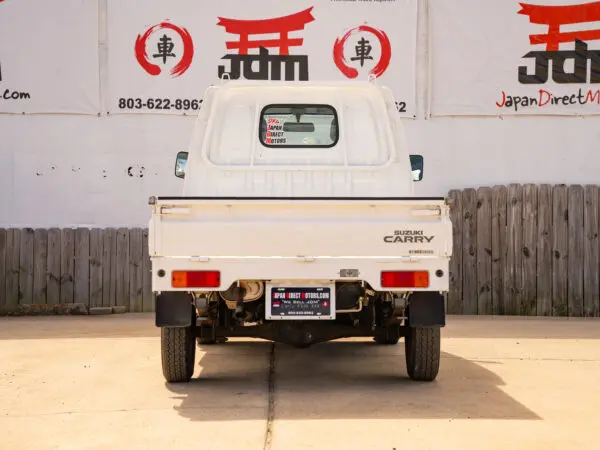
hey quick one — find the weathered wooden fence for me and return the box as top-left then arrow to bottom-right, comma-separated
0,183 -> 598,316
447,184 -> 599,317
0,228 -> 153,314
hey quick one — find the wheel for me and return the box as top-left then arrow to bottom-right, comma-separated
197,336 -> 228,345
405,326 -> 440,381
374,324 -> 401,345
198,336 -> 216,345
196,325 -> 228,345
374,335 -> 400,345
161,324 -> 196,383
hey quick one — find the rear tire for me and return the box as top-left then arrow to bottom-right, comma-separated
374,324 -> 401,345
161,324 -> 196,383
196,325 -> 228,345
197,336 -> 228,345
374,336 -> 400,345
405,326 -> 440,381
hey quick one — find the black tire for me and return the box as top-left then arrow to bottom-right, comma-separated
198,336 -> 217,345
374,324 -> 401,345
375,335 -> 400,345
161,324 -> 196,383
197,325 -> 216,345
197,336 -> 228,345
196,325 -> 228,345
405,326 -> 440,381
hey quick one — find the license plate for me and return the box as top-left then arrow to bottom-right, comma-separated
265,284 -> 335,320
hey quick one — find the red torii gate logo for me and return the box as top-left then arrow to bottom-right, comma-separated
216,7 -> 314,81
518,1 -> 600,84
519,1 -> 600,50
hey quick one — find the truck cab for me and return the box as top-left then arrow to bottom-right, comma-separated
148,80 -> 452,383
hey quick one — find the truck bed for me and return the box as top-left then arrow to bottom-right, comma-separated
149,196 -> 452,259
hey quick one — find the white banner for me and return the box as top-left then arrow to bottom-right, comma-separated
429,0 -> 600,116
106,0 -> 417,117
0,0 -> 100,114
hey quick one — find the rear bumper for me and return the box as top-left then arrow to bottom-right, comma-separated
150,256 -> 449,293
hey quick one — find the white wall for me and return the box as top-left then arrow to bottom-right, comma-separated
1,0 -> 598,228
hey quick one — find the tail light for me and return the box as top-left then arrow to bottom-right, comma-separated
381,271 -> 429,288
171,270 -> 220,288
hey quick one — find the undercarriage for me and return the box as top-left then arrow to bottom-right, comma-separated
196,320 -> 404,347
191,281 -> 407,347
155,281 -> 445,384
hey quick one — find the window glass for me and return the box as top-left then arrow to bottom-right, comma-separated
260,104 -> 338,148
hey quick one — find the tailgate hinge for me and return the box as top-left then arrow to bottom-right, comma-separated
296,256 -> 316,263
160,206 -> 191,215
190,256 -> 210,263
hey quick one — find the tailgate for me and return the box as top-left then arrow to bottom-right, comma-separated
149,197 -> 452,258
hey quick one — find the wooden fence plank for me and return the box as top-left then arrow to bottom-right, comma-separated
447,190 -> 463,314
504,184 -> 523,315
60,229 -> 75,304
568,185 -> 584,317
491,186 -> 507,315
462,188 -> 478,314
521,184 -> 538,315
19,228 -> 34,305
102,228 -> 116,307
476,187 -> 492,315
536,185 -> 553,316
74,228 -> 90,306
142,228 -> 153,312
583,185 -> 599,317
0,229 -> 6,308
33,229 -> 48,304
552,184 -> 569,316
5,229 -> 21,307
90,229 -> 104,308
129,228 -> 144,312
46,228 -> 61,305
116,228 -> 130,309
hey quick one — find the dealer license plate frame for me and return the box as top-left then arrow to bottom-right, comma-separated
265,283 -> 336,320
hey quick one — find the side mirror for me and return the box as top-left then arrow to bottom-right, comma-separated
409,154 -> 423,181
175,151 -> 188,179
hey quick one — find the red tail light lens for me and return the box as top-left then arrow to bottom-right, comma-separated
171,271 -> 220,288
381,271 -> 429,288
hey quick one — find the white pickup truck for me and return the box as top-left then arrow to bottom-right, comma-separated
148,80 -> 452,383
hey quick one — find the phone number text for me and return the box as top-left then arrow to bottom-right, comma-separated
118,98 -> 202,111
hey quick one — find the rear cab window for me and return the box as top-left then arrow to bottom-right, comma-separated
259,104 -> 338,148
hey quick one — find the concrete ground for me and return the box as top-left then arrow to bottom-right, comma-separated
1,315 -> 600,450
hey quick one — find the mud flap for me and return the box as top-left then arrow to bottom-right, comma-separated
407,291 -> 446,328
155,292 -> 194,328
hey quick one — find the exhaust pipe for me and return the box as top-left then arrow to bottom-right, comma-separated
231,285 -> 247,320
234,302 -> 245,319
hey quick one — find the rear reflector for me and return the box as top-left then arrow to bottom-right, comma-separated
381,271 -> 429,288
171,270 -> 220,288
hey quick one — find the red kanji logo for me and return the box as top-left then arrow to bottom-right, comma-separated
135,22 -> 194,77
333,24 -> 391,79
